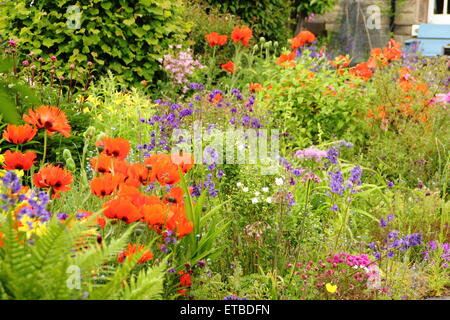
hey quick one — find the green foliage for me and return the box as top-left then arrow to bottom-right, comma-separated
183,1 -> 243,64
0,0 -> 191,86
0,213 -> 166,300
260,51 -> 368,149
0,55 -> 40,124
206,0 -> 293,43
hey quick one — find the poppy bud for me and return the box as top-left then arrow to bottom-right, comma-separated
66,158 -> 76,171
62,149 -> 72,160
83,126 -> 96,139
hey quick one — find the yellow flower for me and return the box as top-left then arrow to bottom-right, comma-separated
83,107 -> 90,113
18,215 -> 47,238
0,154 -> 4,163
15,169 -> 24,178
326,283 -> 337,294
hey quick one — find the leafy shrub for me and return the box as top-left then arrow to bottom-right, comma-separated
259,50 -> 368,149
0,0 -> 191,86
205,0 -> 293,43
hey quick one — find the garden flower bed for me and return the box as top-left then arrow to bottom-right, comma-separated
0,2 -> 449,302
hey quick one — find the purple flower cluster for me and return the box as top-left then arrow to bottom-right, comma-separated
369,230 -> 423,260
328,170 -> 345,196
422,241 -> 449,268
17,190 -> 52,222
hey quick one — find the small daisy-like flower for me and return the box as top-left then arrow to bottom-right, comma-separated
275,178 -> 283,186
266,197 -> 272,203
254,191 -> 260,196
242,187 -> 249,192
262,187 -> 269,193
236,182 -> 243,188
251,197 -> 259,204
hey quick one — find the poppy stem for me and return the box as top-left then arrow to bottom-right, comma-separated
42,131 -> 48,166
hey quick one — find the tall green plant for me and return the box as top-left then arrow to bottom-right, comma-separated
0,0 -> 191,86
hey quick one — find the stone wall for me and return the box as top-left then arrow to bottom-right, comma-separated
310,0 -> 430,44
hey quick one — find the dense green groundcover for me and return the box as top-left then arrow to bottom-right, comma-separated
0,1 -> 449,300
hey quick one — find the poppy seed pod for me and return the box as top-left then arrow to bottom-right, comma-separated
83,126 -> 96,139
62,149 -> 72,160
65,158 -> 76,171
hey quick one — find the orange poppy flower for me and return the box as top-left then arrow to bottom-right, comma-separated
164,186 -> 184,205
350,62 -> 373,80
90,155 -> 115,174
2,150 -> 37,171
250,83 -> 262,93
103,197 -> 142,223
141,204 -> 172,226
2,124 -> 37,144
221,61 -> 235,73
155,161 -> 181,186
205,32 -> 228,47
0,231 -> 4,247
95,136 -> 130,161
170,152 -> 194,173
126,163 -> 153,185
276,51 -> 296,68
383,38 -> 402,61
290,30 -> 316,49
90,174 -> 122,197
329,55 -> 351,68
231,25 -> 252,46
33,164 -> 73,197
23,105 -> 71,137
118,244 -> 153,264
167,205 -> 193,238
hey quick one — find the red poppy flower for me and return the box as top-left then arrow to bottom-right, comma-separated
2,124 -> 37,144
118,244 -> 153,264
167,205 -> 193,238
350,62 -> 373,80
163,186 -> 184,205
33,165 -> 73,197
231,26 -> 253,46
95,136 -> 130,161
127,163 -> 153,185
179,273 -> 192,287
90,174 -> 122,197
290,31 -> 316,49
23,105 -> 71,137
90,155 -> 115,174
2,150 -> 37,171
276,51 -> 296,68
329,55 -> 351,68
205,32 -> 228,47
103,197 -> 142,223
383,38 -> 402,61
250,83 -> 262,93
221,61 -> 235,73
141,203 -> 172,226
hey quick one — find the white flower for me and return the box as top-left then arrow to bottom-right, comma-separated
242,187 -> 249,192
237,182 -> 243,188
266,197 -> 272,203
262,187 -> 269,193
254,191 -> 260,196
251,197 -> 259,204
275,178 -> 284,186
